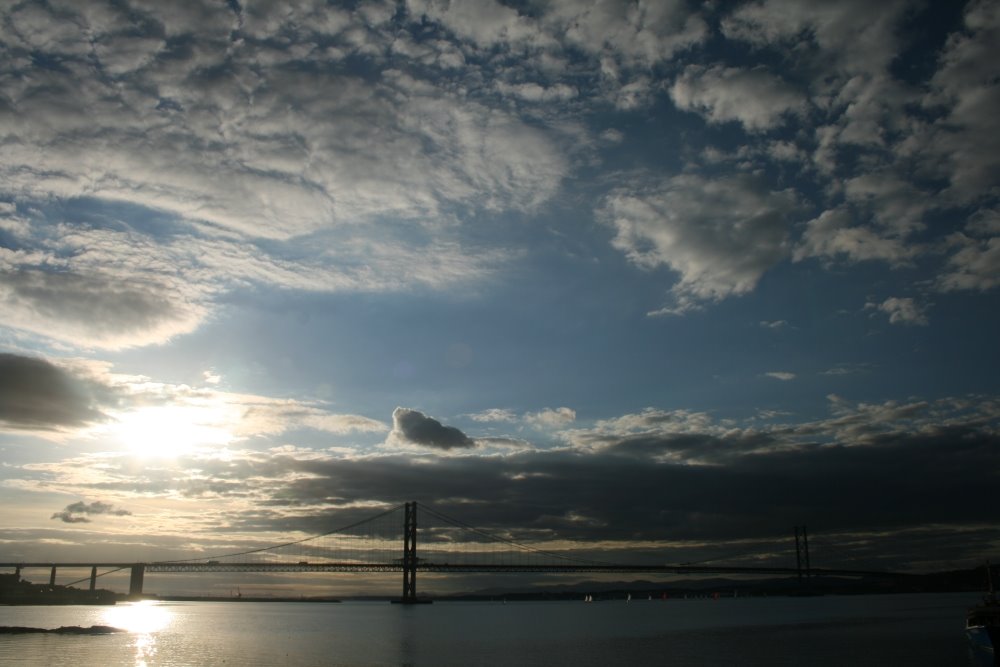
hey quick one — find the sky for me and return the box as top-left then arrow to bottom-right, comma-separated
1,0 -> 999,594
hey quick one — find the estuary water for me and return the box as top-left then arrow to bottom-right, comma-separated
0,593 -> 985,666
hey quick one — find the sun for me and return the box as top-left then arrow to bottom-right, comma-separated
110,404 -> 235,457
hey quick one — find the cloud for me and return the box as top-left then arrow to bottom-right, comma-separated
466,409 -> 518,423
670,65 -> 805,131
0,354 -> 107,431
0,353 -> 386,444
495,81 -> 578,103
821,364 -> 871,376
12,395 -> 999,569
19,395 -> 999,569
525,407 -> 576,429
545,0 -> 708,67
794,208 -> 919,266
721,0 -> 910,78
937,233 -> 1000,292
410,0 -> 707,67
764,372 -> 796,381
867,297 -> 929,326
0,0 -> 578,350
0,2 -> 570,239
389,407 -> 475,450
0,267 -> 208,350
0,215 -> 508,349
51,500 -> 132,523
919,0 -> 1000,205
601,173 -> 799,313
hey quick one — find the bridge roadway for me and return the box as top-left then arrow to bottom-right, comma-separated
1,561 -> 903,577
2,559 -> 907,599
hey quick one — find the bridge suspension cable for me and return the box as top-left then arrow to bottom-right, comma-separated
418,504 -> 617,567
153,503 -> 407,565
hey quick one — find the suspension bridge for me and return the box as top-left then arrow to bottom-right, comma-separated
1,502 -> 905,603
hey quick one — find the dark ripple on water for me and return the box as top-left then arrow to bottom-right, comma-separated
0,625 -> 123,635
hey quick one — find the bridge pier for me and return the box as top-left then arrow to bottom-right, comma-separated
129,564 -> 145,598
49,565 -> 56,587
90,566 -> 98,591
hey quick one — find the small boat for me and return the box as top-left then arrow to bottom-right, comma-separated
967,563 -> 1000,662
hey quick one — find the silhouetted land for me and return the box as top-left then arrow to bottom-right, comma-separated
434,565 -> 997,602
2,565 -> 993,604
0,573 -> 119,605
156,595 -> 341,603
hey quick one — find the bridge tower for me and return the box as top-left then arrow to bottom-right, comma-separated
401,501 -> 418,603
129,564 -> 145,598
794,525 -> 811,581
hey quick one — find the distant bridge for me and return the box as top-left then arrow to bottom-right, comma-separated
1,502 -> 906,602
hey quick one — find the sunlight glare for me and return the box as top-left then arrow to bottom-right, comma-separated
102,600 -> 173,634
110,404 -> 236,457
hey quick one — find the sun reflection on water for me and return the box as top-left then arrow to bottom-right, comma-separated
102,600 -> 173,666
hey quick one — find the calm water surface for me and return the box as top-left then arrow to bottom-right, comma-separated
0,593 -> 986,666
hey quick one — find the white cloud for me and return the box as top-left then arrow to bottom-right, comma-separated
0,267 -> 209,351
0,353 -> 387,445
937,234 -> 1000,292
409,0 -> 707,67
721,0 -> 910,78
545,0 -> 707,66
670,65 -> 805,131
919,0 -> 1000,205
764,372 -> 796,381
0,201 -> 509,349
406,0 -> 545,49
601,174 -> 799,313
495,81 -> 578,103
592,408 -> 721,436
466,409 -> 518,423
843,173 -> 932,237
794,208 -> 919,266
867,297 -> 929,326
719,0 -> 924,182
525,407 -> 576,429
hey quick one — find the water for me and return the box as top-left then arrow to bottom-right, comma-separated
0,593 -> 986,666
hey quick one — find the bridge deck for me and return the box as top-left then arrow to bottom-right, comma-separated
1,562 -> 906,578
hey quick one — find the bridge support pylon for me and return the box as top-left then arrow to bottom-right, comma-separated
794,525 -> 811,581
90,566 -> 97,591
394,501 -> 430,604
402,501 -> 417,602
129,564 -> 145,598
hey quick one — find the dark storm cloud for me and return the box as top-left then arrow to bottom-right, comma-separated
391,407 -> 475,449
51,500 -> 132,523
0,354 -> 106,430
26,400 -> 999,568
111,399 -> 993,569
